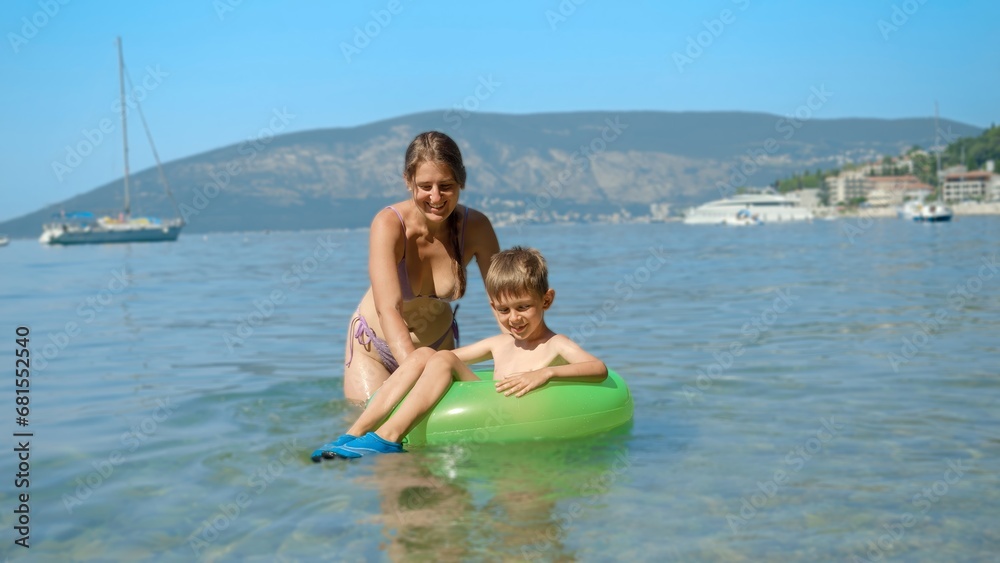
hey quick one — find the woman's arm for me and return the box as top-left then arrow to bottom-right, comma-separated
464,208 -> 501,333
369,209 -> 416,363
464,208 -> 500,287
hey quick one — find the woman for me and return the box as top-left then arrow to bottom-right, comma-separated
343,131 -> 499,404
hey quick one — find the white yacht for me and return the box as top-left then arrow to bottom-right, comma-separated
683,191 -> 814,225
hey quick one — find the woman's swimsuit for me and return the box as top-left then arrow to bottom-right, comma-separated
346,205 -> 469,373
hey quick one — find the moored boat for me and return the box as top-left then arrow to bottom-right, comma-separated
683,190 -> 813,225
40,37 -> 183,245
897,200 -> 953,222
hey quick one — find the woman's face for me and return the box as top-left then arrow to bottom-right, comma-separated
410,161 -> 460,224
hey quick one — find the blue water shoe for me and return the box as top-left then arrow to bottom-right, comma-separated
311,434 -> 358,462
329,432 -> 405,459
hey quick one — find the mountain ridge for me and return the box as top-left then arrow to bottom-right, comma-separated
2,110 -> 981,238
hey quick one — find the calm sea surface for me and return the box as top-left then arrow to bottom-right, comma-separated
1,218 -> 998,561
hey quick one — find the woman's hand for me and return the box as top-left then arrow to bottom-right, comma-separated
495,369 -> 551,398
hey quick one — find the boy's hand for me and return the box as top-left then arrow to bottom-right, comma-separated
495,369 -> 550,398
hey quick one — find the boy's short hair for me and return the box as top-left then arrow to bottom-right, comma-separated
485,246 -> 549,300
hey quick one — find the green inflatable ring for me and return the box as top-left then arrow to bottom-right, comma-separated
402,369 -> 633,446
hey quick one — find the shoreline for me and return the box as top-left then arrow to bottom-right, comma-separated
7,204 -> 1000,240
824,202 -> 1000,219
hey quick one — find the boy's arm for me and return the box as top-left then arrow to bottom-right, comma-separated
451,334 -> 500,365
536,359 -> 608,381
495,335 -> 608,397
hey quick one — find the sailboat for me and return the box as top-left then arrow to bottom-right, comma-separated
40,37 -> 184,245
896,102 -> 953,223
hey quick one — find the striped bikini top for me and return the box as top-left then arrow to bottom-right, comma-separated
386,205 -> 468,302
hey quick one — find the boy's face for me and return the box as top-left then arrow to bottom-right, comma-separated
490,289 -> 554,341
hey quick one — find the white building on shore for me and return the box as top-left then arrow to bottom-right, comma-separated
824,172 -> 931,207
824,170 -> 869,204
942,168 -> 1000,202
867,175 -> 933,207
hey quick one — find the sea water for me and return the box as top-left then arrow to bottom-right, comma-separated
0,218 -> 998,561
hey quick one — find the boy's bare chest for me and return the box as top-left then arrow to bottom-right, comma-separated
491,342 -> 561,379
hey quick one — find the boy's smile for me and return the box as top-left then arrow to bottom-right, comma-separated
491,289 -> 554,343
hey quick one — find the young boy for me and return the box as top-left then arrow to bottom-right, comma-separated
312,246 -> 607,460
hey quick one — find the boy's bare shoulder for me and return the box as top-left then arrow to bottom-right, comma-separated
546,333 -> 575,346
545,333 -> 598,357
538,333 -> 573,350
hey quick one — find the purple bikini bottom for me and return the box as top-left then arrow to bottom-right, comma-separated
345,307 -> 459,373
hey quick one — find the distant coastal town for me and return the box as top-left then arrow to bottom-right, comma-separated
488,159 -> 1000,226
786,157 -> 1000,220
488,126 -> 1000,226
665,125 -> 1000,223
762,124 -> 1000,219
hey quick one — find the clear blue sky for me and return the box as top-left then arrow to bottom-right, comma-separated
2,0 -> 998,222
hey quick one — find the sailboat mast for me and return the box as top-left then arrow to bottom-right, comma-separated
934,101 -> 942,187
124,65 -> 184,223
117,36 -> 131,217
